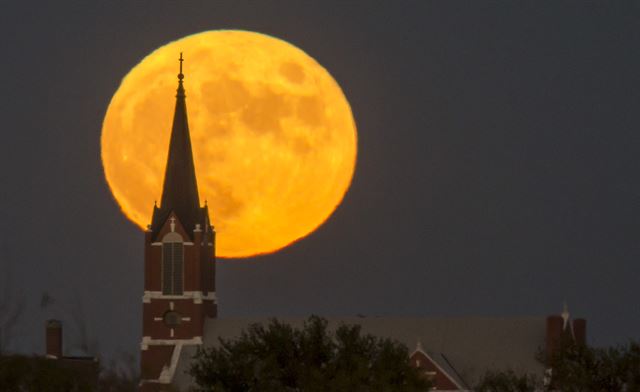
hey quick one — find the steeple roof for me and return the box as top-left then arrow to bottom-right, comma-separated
150,53 -> 208,240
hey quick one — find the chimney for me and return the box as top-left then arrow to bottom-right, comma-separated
46,319 -> 62,359
545,315 -> 563,363
573,318 -> 587,346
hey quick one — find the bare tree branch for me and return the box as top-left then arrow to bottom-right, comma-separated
68,292 -> 99,356
0,240 -> 24,354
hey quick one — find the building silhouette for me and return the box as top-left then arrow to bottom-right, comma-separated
138,56 -> 587,391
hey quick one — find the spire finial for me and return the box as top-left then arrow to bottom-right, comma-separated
178,52 -> 184,81
561,301 -> 570,329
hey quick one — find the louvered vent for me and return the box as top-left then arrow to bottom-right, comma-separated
162,242 -> 184,295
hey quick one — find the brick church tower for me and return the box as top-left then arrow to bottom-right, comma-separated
139,54 -> 217,391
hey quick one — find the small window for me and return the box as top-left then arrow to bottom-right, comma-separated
163,311 -> 183,327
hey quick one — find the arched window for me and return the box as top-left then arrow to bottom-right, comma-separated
162,232 -> 184,295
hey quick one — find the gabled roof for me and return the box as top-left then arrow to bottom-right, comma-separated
172,316 -> 546,390
411,345 -> 470,391
150,54 -> 208,240
432,352 -> 469,391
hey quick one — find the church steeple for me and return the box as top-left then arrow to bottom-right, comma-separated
141,53 -> 216,391
150,53 -> 206,239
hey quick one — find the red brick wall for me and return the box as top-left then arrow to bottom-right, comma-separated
46,320 -> 63,358
140,345 -> 174,380
410,351 -> 458,390
573,318 -> 587,346
140,213 -> 216,389
143,299 -> 204,339
545,315 -> 564,362
140,381 -> 177,392
144,215 -> 215,293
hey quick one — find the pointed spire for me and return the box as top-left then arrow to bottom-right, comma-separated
150,53 -> 206,239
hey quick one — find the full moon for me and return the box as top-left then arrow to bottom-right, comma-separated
101,30 -> 357,258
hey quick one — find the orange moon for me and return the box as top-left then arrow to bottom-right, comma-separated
101,31 -> 357,258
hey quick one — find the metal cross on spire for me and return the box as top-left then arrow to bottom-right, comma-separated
178,52 -> 184,81
415,339 -> 424,353
561,301 -> 570,329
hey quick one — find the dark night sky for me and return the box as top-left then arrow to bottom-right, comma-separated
1,1 -> 639,361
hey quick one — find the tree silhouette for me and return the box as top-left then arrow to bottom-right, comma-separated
475,339 -> 640,391
189,316 -> 431,392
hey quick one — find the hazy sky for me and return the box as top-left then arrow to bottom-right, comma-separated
1,1 -> 639,361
